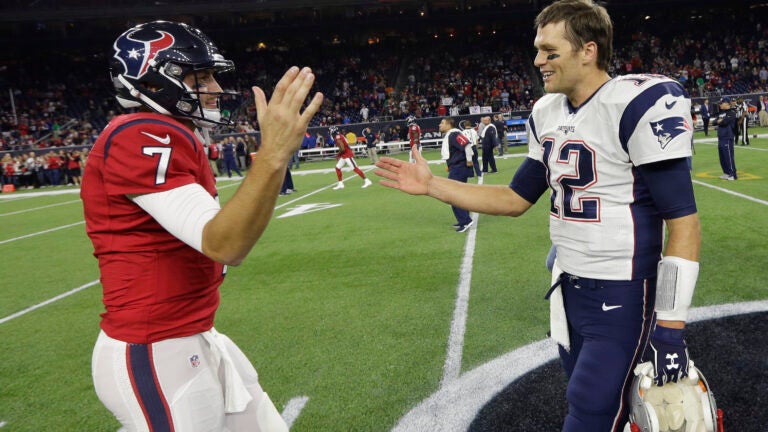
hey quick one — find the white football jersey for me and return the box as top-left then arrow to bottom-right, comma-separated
527,74 -> 693,280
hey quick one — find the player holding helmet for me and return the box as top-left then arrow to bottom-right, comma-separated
82,20 -> 322,431
329,125 -> 372,190
406,115 -> 422,163
376,0 -> 705,430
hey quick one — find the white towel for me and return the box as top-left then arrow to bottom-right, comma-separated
549,260 -> 571,351
202,328 -> 253,413
441,128 -> 462,160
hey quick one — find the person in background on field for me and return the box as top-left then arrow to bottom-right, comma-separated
363,126 -> 379,164
700,98 -> 710,136
330,125 -> 372,190
406,115 -> 422,163
479,115 -> 498,173
460,120 -> 482,179
438,116 -> 474,233
222,137 -> 243,178
236,136 -> 248,170
711,96 -> 738,180
493,113 -> 508,156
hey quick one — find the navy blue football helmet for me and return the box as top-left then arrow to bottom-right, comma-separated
110,20 -> 235,128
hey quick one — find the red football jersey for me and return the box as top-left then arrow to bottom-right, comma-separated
81,112 -> 224,344
334,133 -> 354,159
408,124 -> 421,148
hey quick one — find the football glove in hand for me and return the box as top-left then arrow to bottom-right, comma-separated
643,325 -> 690,386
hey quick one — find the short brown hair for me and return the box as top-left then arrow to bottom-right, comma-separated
443,117 -> 456,127
535,0 -> 613,71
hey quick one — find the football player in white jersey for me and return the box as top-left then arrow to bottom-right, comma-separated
375,1 -> 701,430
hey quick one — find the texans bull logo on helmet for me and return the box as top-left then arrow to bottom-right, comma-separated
113,29 -> 175,79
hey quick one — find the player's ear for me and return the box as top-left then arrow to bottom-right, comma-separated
581,41 -> 598,66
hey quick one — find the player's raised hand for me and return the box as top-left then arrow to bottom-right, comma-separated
252,66 -> 323,161
374,149 -> 433,196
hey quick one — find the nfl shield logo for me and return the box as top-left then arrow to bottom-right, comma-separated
189,354 -> 200,368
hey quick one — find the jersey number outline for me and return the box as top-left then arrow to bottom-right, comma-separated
142,146 -> 172,185
542,138 -> 601,222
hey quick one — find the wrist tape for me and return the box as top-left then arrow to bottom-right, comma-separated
655,256 -> 699,322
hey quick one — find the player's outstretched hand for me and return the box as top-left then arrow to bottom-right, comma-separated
252,66 -> 323,161
374,147 -> 433,195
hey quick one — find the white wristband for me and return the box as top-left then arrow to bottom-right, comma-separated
655,256 -> 699,322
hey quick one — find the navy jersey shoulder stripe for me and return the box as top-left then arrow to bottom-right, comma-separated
527,115 -> 538,144
618,81 -> 687,154
104,117 -> 198,161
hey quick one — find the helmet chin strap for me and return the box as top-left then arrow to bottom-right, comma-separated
117,75 -> 172,114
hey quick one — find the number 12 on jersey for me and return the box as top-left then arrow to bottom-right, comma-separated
542,138 -> 600,222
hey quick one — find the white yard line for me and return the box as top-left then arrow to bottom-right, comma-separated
0,199 -> 81,217
0,221 -> 85,245
0,280 -> 100,325
692,180 -> 768,206
441,176 -> 483,388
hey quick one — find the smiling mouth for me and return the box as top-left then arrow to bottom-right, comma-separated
541,72 -> 553,81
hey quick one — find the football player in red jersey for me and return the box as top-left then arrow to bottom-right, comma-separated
406,115 -> 422,163
330,125 -> 372,190
81,21 -> 322,432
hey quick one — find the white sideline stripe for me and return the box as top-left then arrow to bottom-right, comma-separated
281,396 -> 309,428
392,300 -> 768,432
0,280 -> 100,325
0,188 -> 81,200
695,142 -> 768,151
441,176 -> 484,388
0,199 -> 81,217
692,179 -> 768,206
0,221 -> 84,245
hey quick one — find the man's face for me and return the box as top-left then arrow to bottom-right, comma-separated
533,21 -> 584,97
183,69 -> 222,111
439,119 -> 449,133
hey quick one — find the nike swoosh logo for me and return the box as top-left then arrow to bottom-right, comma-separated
140,131 -> 171,145
665,100 -> 677,110
602,303 -> 622,311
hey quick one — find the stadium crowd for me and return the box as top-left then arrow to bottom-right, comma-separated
3,3 -> 768,189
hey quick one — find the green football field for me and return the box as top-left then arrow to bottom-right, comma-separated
0,129 -> 766,431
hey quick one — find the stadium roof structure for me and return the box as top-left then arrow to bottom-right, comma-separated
0,0 -> 733,23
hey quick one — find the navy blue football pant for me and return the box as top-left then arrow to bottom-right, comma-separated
558,274 -> 655,432
448,164 -> 472,225
718,138 -> 737,178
